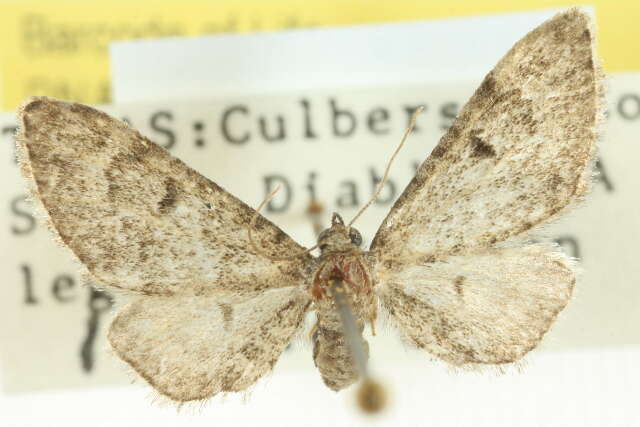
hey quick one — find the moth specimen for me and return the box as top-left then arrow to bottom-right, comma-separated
16,8 -> 602,402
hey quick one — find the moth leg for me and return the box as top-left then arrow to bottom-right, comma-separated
306,199 -> 325,237
309,318 -> 320,342
369,300 -> 378,336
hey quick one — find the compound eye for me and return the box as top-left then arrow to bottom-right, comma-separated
349,228 -> 363,247
318,229 -> 329,242
317,229 -> 331,250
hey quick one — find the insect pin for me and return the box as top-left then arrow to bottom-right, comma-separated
15,7 -> 602,412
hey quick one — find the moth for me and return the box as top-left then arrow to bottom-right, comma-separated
16,8 -> 602,403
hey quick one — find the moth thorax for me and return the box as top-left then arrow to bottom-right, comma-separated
311,256 -> 372,301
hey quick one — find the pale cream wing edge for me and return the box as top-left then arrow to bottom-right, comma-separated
17,97 -> 312,297
108,286 -> 311,402
375,244 -> 575,366
371,8 -> 604,260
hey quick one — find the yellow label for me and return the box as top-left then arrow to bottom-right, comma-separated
0,0 -> 636,109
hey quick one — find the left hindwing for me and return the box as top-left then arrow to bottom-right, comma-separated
375,244 -> 574,366
108,286 -> 311,402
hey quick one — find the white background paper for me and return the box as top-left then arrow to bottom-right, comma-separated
3,7 -> 639,427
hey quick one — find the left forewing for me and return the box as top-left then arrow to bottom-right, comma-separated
16,97 -> 311,297
376,244 -> 574,366
108,286 -> 311,402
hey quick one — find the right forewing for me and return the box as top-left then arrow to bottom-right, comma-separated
372,9 -> 603,260
376,244 -> 574,366
108,286 -> 311,402
17,97 -> 311,297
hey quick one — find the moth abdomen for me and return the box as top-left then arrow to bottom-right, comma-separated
312,300 -> 369,391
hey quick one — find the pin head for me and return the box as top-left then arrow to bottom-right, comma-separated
317,213 -> 363,254
357,379 -> 387,414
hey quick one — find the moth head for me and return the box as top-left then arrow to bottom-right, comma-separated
317,213 -> 363,254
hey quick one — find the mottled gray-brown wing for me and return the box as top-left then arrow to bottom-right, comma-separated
108,286 -> 310,402
17,97 -> 311,297
371,9 -> 603,260
376,244 -> 574,366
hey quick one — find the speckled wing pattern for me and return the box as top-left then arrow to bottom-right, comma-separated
372,9 -> 602,365
17,97 -> 313,400
17,97 -> 311,299
109,287 -> 310,402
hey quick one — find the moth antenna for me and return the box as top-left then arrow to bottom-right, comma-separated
328,278 -> 387,414
348,105 -> 425,227
247,185 -> 318,261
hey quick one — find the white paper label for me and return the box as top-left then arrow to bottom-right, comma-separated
110,9 -> 569,103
